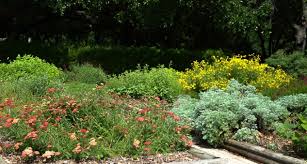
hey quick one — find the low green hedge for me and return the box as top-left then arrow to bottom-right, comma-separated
0,40 -> 227,74
71,46 -> 226,74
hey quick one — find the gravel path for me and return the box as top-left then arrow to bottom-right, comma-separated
0,146 -> 258,164
0,152 -> 199,164
185,145 -> 257,164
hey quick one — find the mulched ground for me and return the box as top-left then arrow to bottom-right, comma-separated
255,132 -> 306,160
257,132 -> 294,155
0,151 -> 199,164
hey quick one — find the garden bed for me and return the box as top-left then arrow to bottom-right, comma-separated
1,55 -> 307,163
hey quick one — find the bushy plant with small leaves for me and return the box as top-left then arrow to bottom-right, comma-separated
0,55 -> 64,98
107,66 -> 183,101
275,115 -> 307,157
266,50 -> 307,77
232,128 -> 259,144
276,94 -> 307,113
172,80 -> 289,146
1,55 -> 62,81
65,64 -> 107,84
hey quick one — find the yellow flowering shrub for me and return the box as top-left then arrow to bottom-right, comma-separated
178,56 -> 293,92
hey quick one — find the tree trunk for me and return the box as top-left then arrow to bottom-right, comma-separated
257,28 -> 267,60
294,0 -> 307,52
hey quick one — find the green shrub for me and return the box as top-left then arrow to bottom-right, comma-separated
107,66 -> 183,101
1,55 -> 62,81
0,76 -> 63,100
13,76 -> 63,97
171,95 -> 197,123
0,63 -> 7,81
273,93 -> 307,157
263,79 -> 307,99
65,64 -> 107,84
72,46 -> 227,74
172,80 -> 289,146
276,94 -> 307,113
293,115 -> 307,157
232,128 -> 259,144
275,115 -> 307,158
266,50 -> 307,77
0,55 -> 63,98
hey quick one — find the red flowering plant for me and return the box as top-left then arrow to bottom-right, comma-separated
0,87 -> 191,161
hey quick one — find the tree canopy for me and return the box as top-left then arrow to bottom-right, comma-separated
0,0 -> 305,55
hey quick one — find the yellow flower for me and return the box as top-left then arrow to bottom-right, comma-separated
178,55 -> 292,92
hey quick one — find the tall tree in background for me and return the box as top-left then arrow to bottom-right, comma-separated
0,0 -> 305,56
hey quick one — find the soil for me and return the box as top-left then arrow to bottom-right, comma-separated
0,151 -> 199,164
253,132 -> 307,160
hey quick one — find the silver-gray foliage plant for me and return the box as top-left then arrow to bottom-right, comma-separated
172,79 -> 289,146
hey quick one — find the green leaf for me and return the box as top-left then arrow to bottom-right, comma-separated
301,124 -> 307,131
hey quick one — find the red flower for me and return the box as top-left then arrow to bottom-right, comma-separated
79,129 -> 88,134
143,147 -> 151,152
26,116 -> 37,126
180,135 -> 193,147
4,118 -> 13,128
24,131 -> 38,140
186,140 -> 193,147
173,115 -> 180,122
154,97 -> 161,101
55,116 -> 62,122
3,143 -> 12,148
72,108 -> 78,113
14,142 -> 23,150
40,121 -> 49,130
4,98 -> 14,108
175,127 -> 182,133
47,88 -> 56,93
136,117 -> 145,122
4,122 -> 12,128
166,111 -> 174,116
180,135 -> 188,142
144,141 -> 152,146
67,100 -> 77,107
138,108 -> 150,115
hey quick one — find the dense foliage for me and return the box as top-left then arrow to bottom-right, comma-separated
172,80 -> 289,146
65,64 -> 107,84
107,67 -> 183,101
1,0 -> 304,56
0,55 -> 62,81
274,93 -> 307,158
266,50 -> 307,77
262,79 -> 307,99
179,56 -> 292,92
